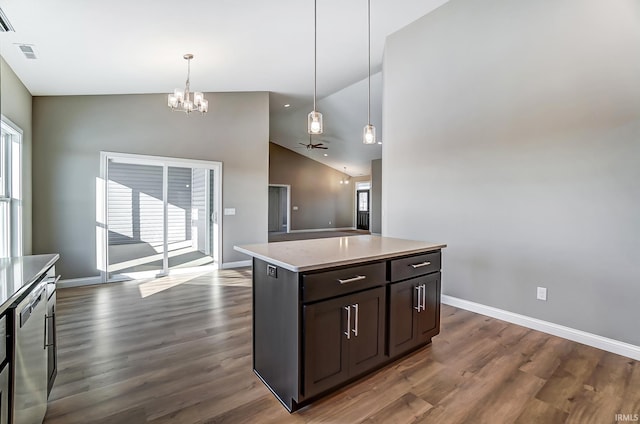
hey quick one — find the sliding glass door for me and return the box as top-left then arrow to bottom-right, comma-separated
101,153 -> 221,282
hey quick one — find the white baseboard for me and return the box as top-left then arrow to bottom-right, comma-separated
441,295 -> 640,361
222,260 -> 252,269
289,227 -> 356,233
58,276 -> 103,288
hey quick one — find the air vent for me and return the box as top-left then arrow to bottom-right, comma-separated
0,7 -> 15,32
18,44 -> 37,60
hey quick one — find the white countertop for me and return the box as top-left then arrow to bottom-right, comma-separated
234,235 -> 446,272
0,253 -> 59,314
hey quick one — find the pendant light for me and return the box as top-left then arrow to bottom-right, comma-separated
340,167 -> 350,184
308,0 -> 324,134
362,0 -> 376,144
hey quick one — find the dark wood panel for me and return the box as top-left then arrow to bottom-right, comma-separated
389,251 -> 441,282
302,262 -> 385,303
252,259 -> 300,411
349,286 -> 386,377
303,295 -> 349,399
388,278 -> 419,357
417,273 -> 440,341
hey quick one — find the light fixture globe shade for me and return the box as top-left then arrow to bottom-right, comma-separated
308,110 -> 323,134
174,89 -> 184,102
168,94 -> 178,108
363,124 -> 376,144
194,92 -> 204,106
199,99 -> 209,113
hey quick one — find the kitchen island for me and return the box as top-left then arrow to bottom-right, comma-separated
235,235 -> 446,411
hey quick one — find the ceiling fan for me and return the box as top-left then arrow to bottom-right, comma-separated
298,136 -> 328,150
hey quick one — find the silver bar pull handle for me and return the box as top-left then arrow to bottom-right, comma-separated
45,315 -> 55,348
421,284 -> 427,312
344,306 -> 351,339
414,286 -> 422,312
338,275 -> 366,284
352,303 -> 359,337
410,261 -> 431,269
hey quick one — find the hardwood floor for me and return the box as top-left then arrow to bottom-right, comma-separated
45,269 -> 639,424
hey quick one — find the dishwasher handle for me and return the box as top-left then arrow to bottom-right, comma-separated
19,283 -> 46,328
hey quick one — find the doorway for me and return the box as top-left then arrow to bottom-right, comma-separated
268,184 -> 290,235
356,189 -> 370,231
100,152 -> 222,282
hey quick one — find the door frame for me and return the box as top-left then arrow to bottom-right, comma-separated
355,181 -> 371,231
268,184 -> 290,233
98,151 -> 223,282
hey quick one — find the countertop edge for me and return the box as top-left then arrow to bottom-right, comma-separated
234,244 -> 446,273
0,253 -> 60,315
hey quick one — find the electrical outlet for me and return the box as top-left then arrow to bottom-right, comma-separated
267,264 -> 277,278
536,286 -> 547,301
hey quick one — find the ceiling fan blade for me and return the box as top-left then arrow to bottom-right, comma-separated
315,146 -> 328,150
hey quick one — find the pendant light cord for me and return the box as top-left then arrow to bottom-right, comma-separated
186,58 -> 191,93
367,0 -> 371,125
314,0 -> 318,111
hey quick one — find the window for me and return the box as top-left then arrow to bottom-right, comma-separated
0,118 -> 22,258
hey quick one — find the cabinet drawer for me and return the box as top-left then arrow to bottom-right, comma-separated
302,262 -> 386,303
389,251 -> 441,282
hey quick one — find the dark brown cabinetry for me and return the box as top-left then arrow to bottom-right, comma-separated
251,247 -> 442,412
388,273 -> 441,358
303,286 -> 385,398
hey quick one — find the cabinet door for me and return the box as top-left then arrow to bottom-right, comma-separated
303,296 -> 350,398
348,286 -> 386,377
417,273 -> 441,341
388,278 -> 420,358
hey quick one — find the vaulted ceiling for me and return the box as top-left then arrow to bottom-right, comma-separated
0,0 -> 448,174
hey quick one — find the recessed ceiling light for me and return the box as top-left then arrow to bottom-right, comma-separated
323,153 -> 328,156
284,104 -> 290,108
377,141 -> 382,145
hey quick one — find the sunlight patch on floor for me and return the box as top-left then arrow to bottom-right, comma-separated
138,272 -> 208,298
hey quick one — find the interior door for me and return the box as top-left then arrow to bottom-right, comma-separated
356,190 -> 370,231
268,186 -> 287,233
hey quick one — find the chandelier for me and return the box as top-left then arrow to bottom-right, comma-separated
167,54 -> 208,114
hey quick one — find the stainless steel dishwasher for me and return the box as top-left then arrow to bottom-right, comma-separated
13,281 -> 48,424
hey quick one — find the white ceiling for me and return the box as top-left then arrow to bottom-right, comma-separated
0,0 -> 448,173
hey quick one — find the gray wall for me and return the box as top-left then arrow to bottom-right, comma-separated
370,159 -> 382,234
269,142 -> 359,230
0,56 -> 32,254
383,0 -> 640,345
33,92 -> 269,279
